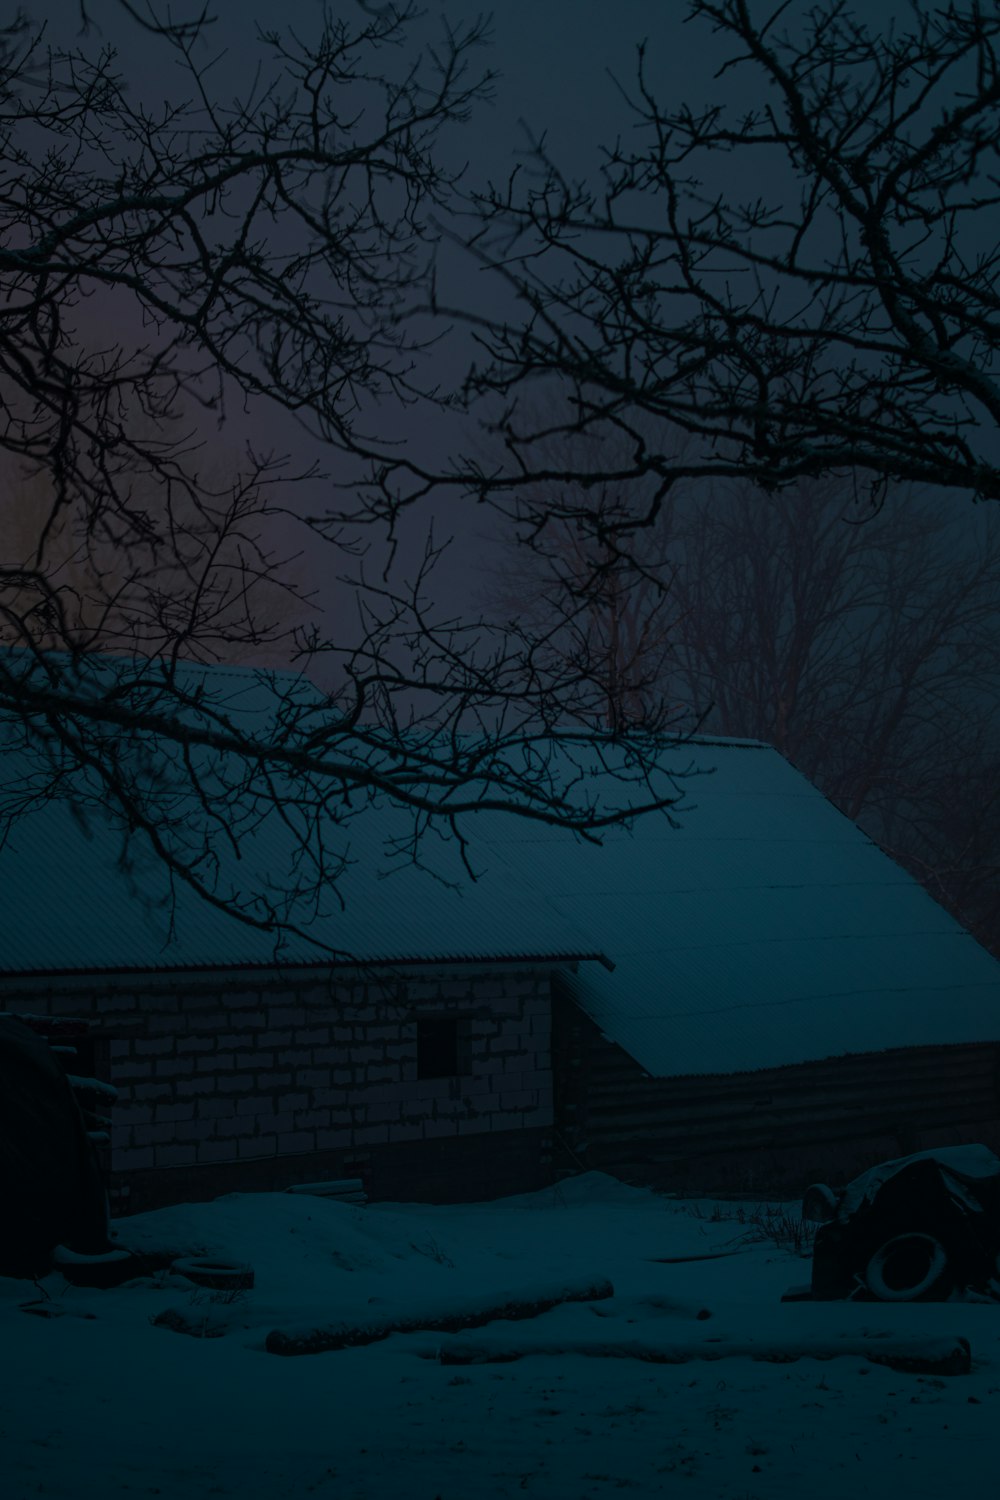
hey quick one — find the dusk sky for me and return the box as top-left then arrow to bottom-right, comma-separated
18,0 -> 993,671
31,0 -> 939,476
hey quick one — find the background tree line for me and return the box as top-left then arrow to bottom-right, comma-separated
484,444 -> 1000,954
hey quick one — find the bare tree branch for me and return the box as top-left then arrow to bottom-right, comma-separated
0,3 -> 696,943
448,0 -> 1000,523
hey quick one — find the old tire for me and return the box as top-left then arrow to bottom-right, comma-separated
51,1244 -> 137,1289
864,1233 -> 953,1302
171,1257 -> 255,1291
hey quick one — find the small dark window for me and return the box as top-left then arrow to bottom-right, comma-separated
416,1017 -> 459,1079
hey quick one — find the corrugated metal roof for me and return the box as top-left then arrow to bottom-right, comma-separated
0,652 -> 604,974
2,652 -> 998,1078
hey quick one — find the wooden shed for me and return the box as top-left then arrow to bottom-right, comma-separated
552,993 -> 1000,1194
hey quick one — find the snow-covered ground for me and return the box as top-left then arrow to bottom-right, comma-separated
3,1172 -> 997,1499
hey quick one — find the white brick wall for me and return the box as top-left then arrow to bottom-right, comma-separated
8,966 -> 555,1175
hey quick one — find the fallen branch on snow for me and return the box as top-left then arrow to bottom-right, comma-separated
431,1333 -> 972,1377
264,1276 -> 615,1356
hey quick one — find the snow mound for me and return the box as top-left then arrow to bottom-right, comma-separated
114,1190 -> 463,1289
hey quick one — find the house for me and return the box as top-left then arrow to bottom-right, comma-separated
2,652 -> 999,1210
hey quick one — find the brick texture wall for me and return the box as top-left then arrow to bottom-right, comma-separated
2,964 -> 555,1209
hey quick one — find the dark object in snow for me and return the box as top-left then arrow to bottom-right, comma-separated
805,1145 -> 1000,1302
152,1306 -> 233,1339
18,1299 -> 97,1320
0,1015 -> 111,1277
265,1276 -> 616,1356
171,1257 -> 255,1291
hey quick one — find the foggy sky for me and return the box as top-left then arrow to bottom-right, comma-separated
24,0 -> 977,675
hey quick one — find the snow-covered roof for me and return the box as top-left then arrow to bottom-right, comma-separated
0,651 -> 603,975
466,740 -> 1000,1077
1,651 -> 998,1079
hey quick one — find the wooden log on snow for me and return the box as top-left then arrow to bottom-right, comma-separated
265,1276 -> 615,1357
433,1332 -> 972,1377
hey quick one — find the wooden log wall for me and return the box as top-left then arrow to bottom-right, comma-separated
552,985 -> 1000,1196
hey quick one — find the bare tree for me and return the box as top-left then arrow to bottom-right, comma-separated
476,416 -> 689,735
0,436 -> 310,665
486,525 -> 685,734
485,460 -> 1000,951
446,0 -> 1000,533
0,3 -> 694,947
